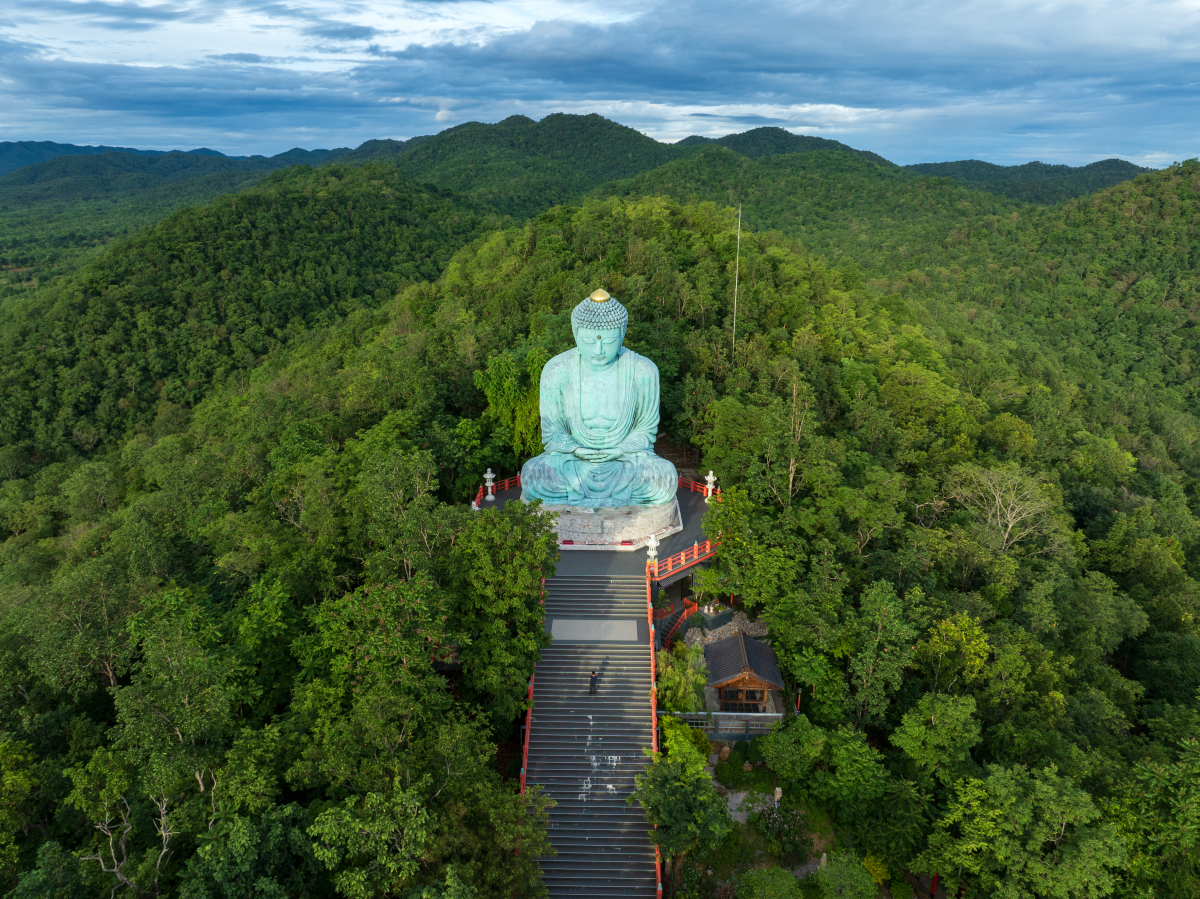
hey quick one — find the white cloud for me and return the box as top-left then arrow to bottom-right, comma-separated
1,0 -> 1196,163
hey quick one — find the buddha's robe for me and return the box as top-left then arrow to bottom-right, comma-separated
521,347 -> 677,507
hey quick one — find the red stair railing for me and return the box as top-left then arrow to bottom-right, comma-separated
473,473 -> 521,509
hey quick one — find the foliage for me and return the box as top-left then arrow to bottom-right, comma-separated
753,805 -> 812,858
658,642 -> 709,713
0,131 -> 1198,898
0,162 -> 497,454
0,149 -> 341,299
904,158 -> 1152,205
816,852 -> 876,899
916,764 -> 1126,899
738,865 -> 804,899
629,751 -> 732,862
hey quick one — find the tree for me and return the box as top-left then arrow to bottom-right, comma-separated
0,739 -> 36,886
629,752 -> 732,891
891,693 -> 981,786
657,642 -> 707,713
291,578 -> 452,795
1112,738 -> 1200,897
849,581 -> 917,727
739,865 -> 804,898
447,501 -> 556,727
816,852 -> 876,899
915,764 -> 1126,899
944,463 -> 1064,556
310,778 -> 433,899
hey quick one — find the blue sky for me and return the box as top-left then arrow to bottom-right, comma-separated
0,0 -> 1196,166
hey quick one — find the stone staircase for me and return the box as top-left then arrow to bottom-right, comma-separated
527,575 -> 660,898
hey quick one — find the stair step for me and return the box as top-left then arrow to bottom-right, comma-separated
529,574 -> 659,896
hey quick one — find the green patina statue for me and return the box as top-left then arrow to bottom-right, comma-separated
521,289 -> 677,508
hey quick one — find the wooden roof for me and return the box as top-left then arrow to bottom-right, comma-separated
704,631 -> 784,690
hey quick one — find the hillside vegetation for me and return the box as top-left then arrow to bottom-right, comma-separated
0,163 -> 499,455
0,114 -> 1193,899
906,158 -> 1154,204
0,149 -> 348,299
0,117 -> 1153,302
604,148 -> 1200,434
0,191 -> 1196,898
0,141 -> 176,178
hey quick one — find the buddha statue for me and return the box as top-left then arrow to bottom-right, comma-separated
521,289 -> 678,513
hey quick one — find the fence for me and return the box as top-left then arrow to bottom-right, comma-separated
663,710 -> 784,740
473,473 -> 521,509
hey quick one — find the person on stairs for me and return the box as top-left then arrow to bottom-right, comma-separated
589,671 -> 598,696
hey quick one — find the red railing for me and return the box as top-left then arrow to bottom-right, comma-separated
645,572 -> 664,899
519,674 -> 534,796
647,537 -> 718,580
476,472 -> 716,509
473,473 -> 521,509
519,577 -> 544,798
663,600 -> 699,644
677,474 -> 720,500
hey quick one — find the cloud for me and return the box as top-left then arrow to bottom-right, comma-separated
1,0 -> 1196,164
30,0 -> 215,31
302,22 -> 380,41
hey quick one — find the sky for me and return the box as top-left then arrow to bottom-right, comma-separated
1,0 -> 1197,166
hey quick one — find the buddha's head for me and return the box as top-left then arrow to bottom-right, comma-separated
571,289 -> 627,370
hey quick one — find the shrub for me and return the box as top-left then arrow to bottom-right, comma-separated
816,852 -> 876,899
747,737 -> 765,765
714,751 -> 745,787
734,739 -> 750,758
738,865 -> 804,899
890,881 -> 915,899
754,805 -> 812,858
658,642 -> 708,712
862,854 -> 888,885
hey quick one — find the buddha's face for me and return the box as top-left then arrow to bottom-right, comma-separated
574,326 -> 623,369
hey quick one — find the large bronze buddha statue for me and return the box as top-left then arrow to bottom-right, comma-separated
520,289 -> 677,515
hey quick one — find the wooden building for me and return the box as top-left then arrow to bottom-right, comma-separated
704,632 -> 784,713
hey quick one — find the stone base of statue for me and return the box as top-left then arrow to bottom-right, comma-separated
547,498 -> 682,550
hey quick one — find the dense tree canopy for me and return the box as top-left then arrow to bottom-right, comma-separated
0,131 -> 1196,898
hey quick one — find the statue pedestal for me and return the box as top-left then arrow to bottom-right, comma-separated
547,498 -> 682,551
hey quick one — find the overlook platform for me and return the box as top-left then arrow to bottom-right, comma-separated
487,483 -> 711,579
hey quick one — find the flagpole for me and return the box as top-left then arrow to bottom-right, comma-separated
732,205 -> 742,365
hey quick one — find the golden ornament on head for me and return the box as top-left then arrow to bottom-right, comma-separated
589,288 -> 612,303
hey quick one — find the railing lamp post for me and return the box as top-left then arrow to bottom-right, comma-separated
484,468 -> 496,501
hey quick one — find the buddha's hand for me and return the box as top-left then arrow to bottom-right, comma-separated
573,447 -> 625,463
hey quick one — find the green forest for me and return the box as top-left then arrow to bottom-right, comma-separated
0,115 -> 1196,899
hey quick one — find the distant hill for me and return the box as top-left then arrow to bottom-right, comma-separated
600,145 -> 1200,420
0,162 -> 498,451
0,148 -> 349,298
0,139 -> 350,179
904,157 -> 1153,204
336,114 -> 685,217
336,115 -> 892,218
0,140 -> 236,178
678,126 -> 896,167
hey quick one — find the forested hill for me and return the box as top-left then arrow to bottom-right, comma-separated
335,115 -> 893,218
0,194 -> 1196,898
337,114 -> 690,217
0,149 -> 350,299
601,147 -> 1200,428
678,126 -> 895,167
0,141 -> 176,178
0,162 -> 500,454
906,157 -> 1154,204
